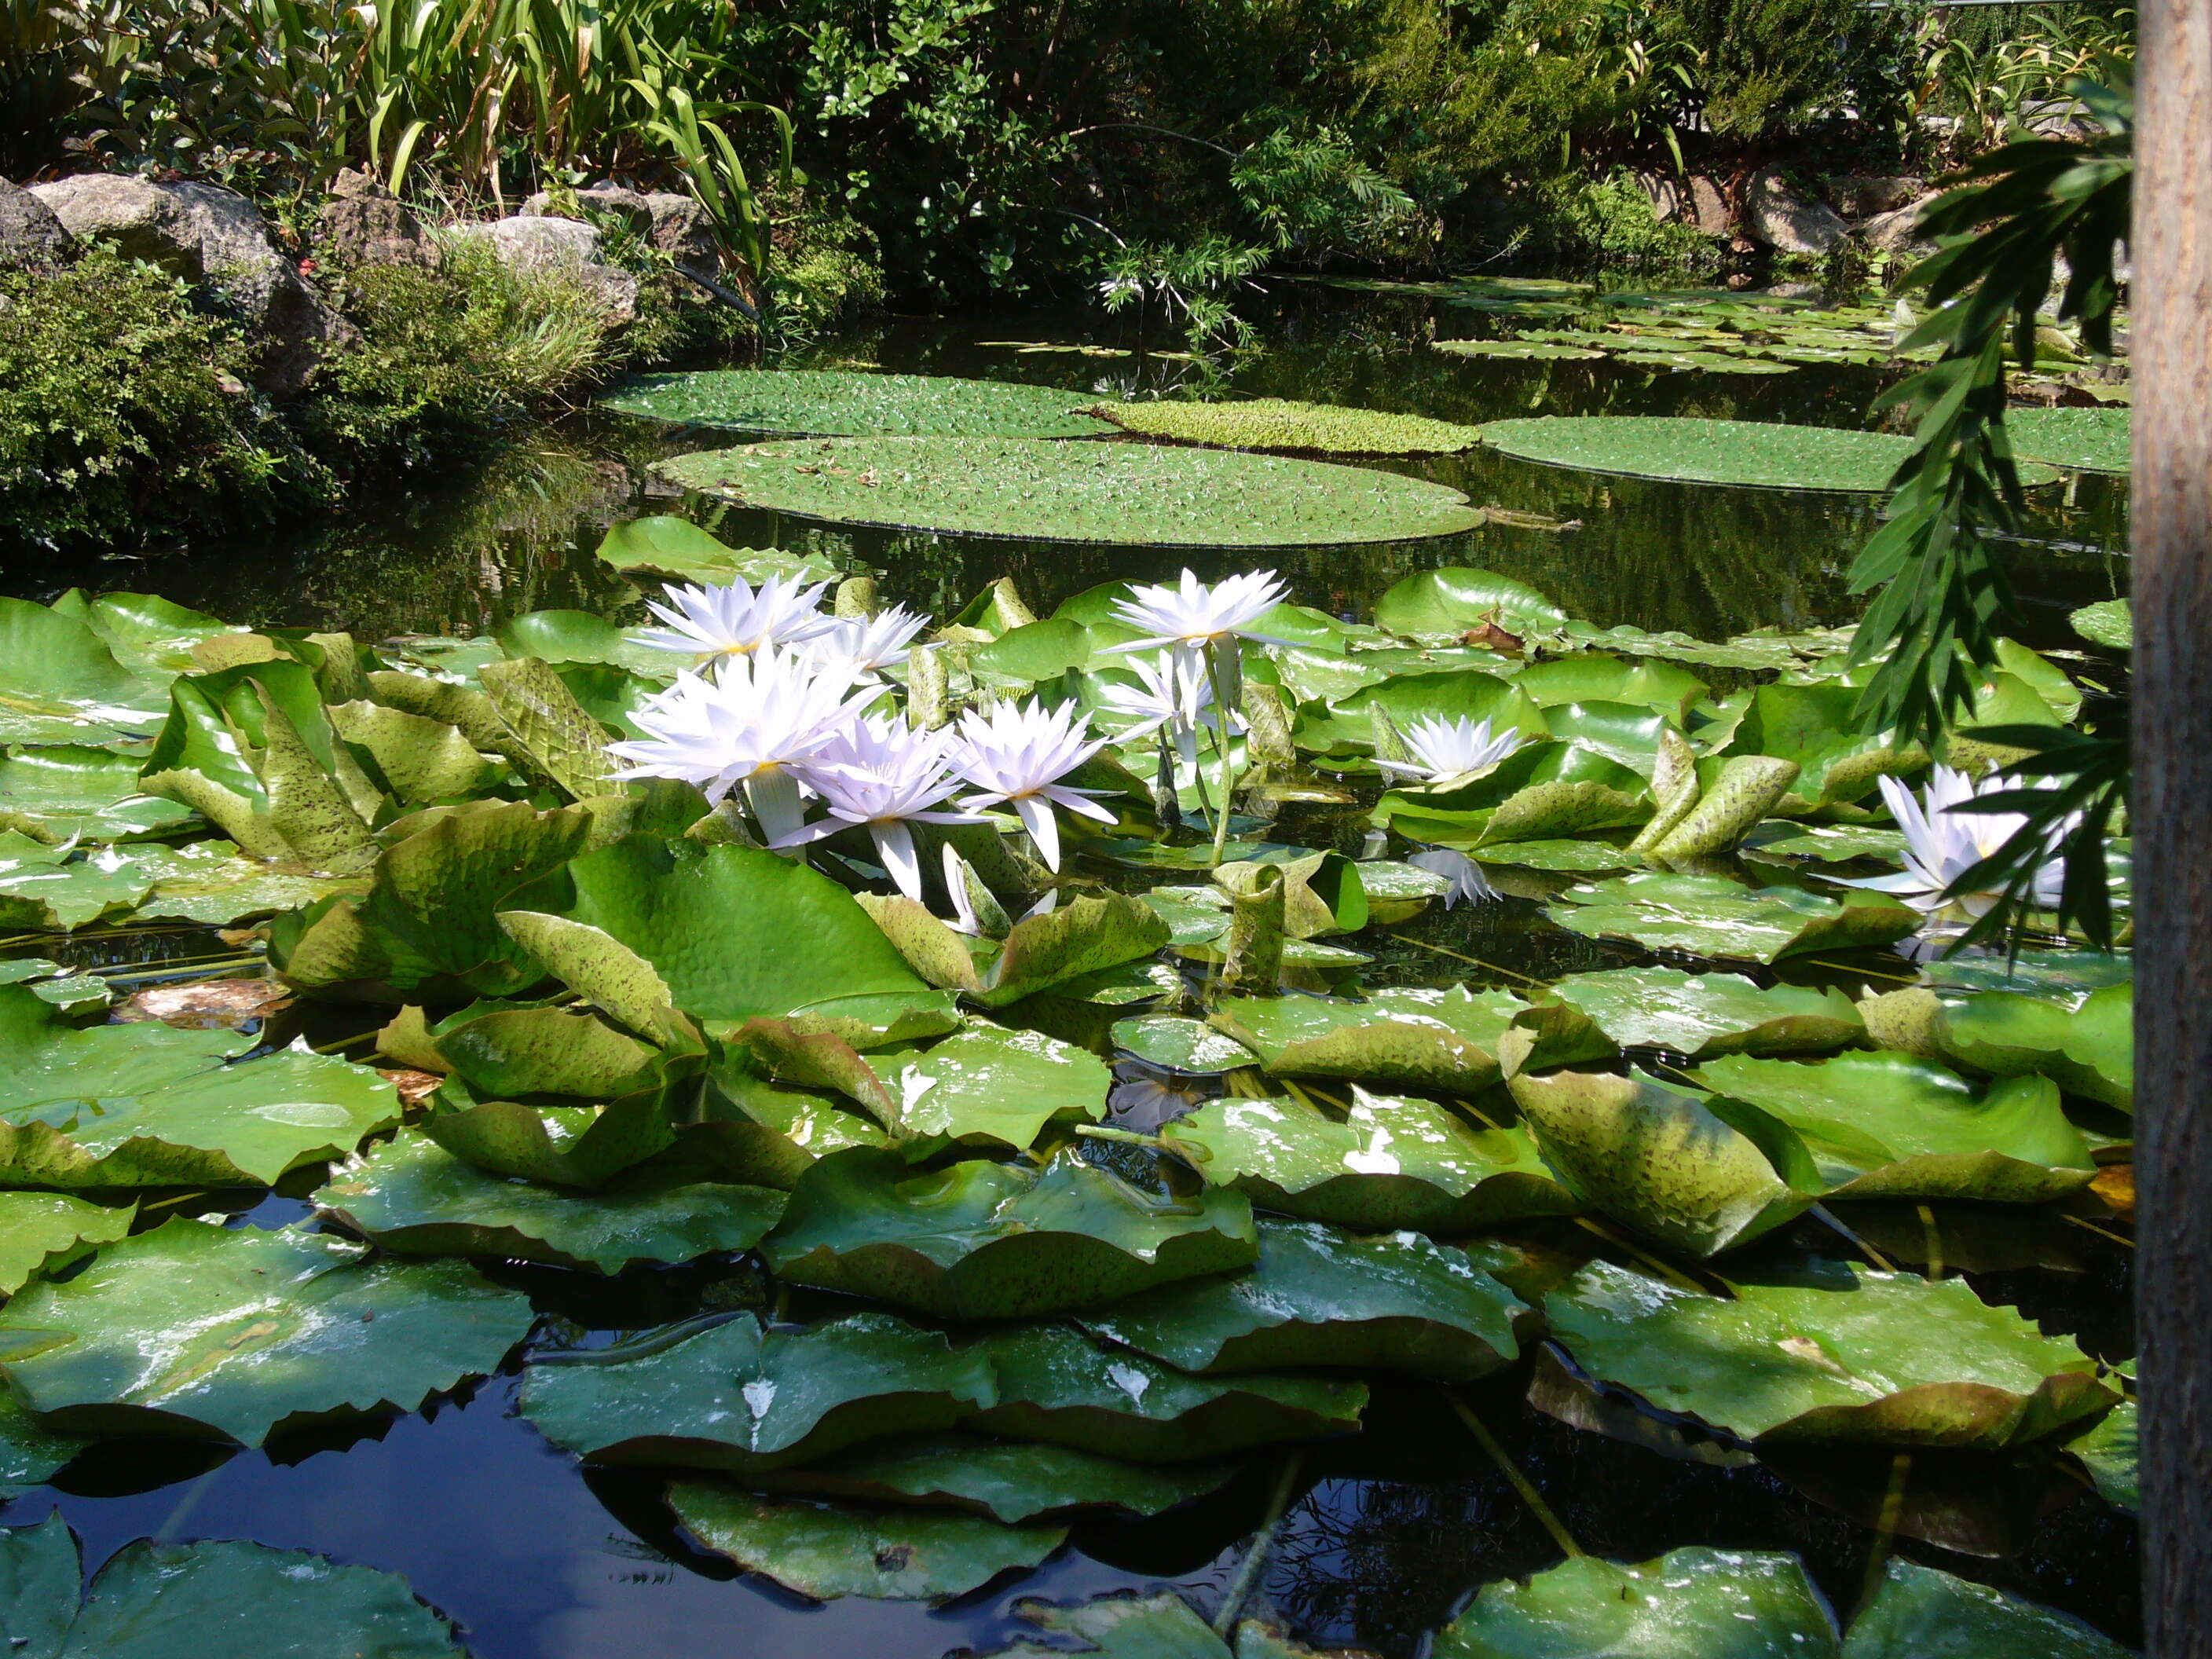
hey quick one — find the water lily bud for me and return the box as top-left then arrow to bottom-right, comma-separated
1647,756 -> 1800,860
1628,728 -> 1702,854
1370,705 -> 1415,770
1242,681 -> 1296,768
906,642 -> 950,729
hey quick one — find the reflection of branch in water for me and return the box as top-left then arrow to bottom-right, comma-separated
1260,1477 -> 1510,1654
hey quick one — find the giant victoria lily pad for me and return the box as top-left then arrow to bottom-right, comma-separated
601,368 -> 1113,439
1159,1091 -> 1580,1231
0,1514 -> 470,1658
1076,1218 -> 1527,1379
1097,397 -> 1484,456
1434,1546 -> 1840,1658
0,1219 -> 534,1444
655,436 -> 1488,547
0,985 -> 399,1188
2005,406 -> 2130,475
316,1130 -> 787,1273
668,1479 -> 1067,1601
1529,967 -> 1864,1060
762,1147 -> 1255,1318
1544,1258 -> 2115,1448
1209,987 -> 1528,1090
1548,873 -> 1920,963
1694,1051 -> 2097,1202
1480,416 -> 1925,493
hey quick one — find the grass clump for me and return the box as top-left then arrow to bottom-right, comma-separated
1099,398 -> 1484,456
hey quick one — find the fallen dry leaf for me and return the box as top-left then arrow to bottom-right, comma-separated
2089,1163 -> 2136,1221
115,978 -> 291,1030
378,1068 -> 444,1110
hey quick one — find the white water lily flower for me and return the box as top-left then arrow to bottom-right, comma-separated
1375,715 -> 1524,784
768,716 -> 981,900
606,646 -> 873,842
635,576 -> 838,666
1851,765 -> 2067,917
953,699 -> 1114,871
1403,847 -> 1500,909
1096,649 -> 1243,765
1103,569 -> 1293,671
802,605 -> 930,682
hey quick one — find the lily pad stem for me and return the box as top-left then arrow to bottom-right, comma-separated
1809,1204 -> 1895,1272
1446,1394 -> 1581,1559
1385,931 -> 1542,987
1856,1452 -> 1912,1610
1211,1448 -> 1306,1635
1206,639 -> 1238,868
1074,1124 -> 1167,1150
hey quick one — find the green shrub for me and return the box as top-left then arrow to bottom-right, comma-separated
301,236 -> 615,473
0,247 -> 316,549
1540,169 -> 1723,272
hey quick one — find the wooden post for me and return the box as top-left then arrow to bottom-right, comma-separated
2134,0 -> 2212,1650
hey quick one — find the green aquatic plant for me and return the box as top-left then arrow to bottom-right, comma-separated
1096,398 -> 1483,456
602,369 -> 1113,440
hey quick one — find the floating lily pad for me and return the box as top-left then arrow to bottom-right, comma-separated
1434,339 -> 1606,361
1434,1546 -> 1840,1659
1549,873 -> 1919,963
1372,568 -> 1571,640
0,1193 -> 132,1295
1078,1218 -> 1525,1379
1481,416 -> 1921,493
971,1323 -> 1368,1461
1933,981 -> 2132,1111
0,835 -> 157,930
602,369 -> 1112,438
668,1481 -> 1066,1601
1210,987 -> 1525,1090
316,1131 -> 786,1273
656,437 -> 1487,548
0,1517 -> 470,1658
0,599 -> 169,745
2063,1393 -> 2137,1511
1111,1014 -> 1259,1074
1160,1090 -> 1579,1232
1695,1052 -> 2096,1202
1844,1558 -> 2133,1657
761,1147 -> 1256,1319
1544,1258 -> 2114,1447
1509,1068 -> 1818,1255
1535,967 -> 1864,1060
1097,398 -> 1482,456
2005,406 -> 2130,474
0,1218 -> 534,1444
1745,822 -> 1910,862
594,515 -> 839,586
1473,839 -> 1637,873
858,890 -> 1170,1009
521,1311 -> 998,1472
0,747 -> 192,842
52,588 -> 247,676
122,839 -> 364,926
753,1434 -> 1235,1522
0,986 -> 399,1187
980,1591 -> 1240,1658
1374,744 -> 1651,848
873,1023 -> 1115,1150
2070,599 -> 2131,650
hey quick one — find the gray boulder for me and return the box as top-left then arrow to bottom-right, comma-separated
0,179 -> 75,273
522,182 -> 654,236
1745,167 -> 1850,257
317,168 -> 438,269
1859,198 -> 1937,260
448,214 -> 638,322
28,174 -> 351,396
1685,175 -> 1731,236
1826,174 -> 1925,220
641,192 -> 719,278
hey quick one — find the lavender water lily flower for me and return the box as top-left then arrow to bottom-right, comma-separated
953,699 -> 1114,871
802,605 -> 931,683
1848,765 -> 2068,919
1096,649 -> 1242,766
1375,714 -> 1524,785
768,716 -> 981,900
635,576 -> 839,667
1104,569 -> 1292,672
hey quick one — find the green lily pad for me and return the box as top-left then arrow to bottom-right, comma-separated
1744,822 -> 1910,862
1097,398 -> 1482,456
1111,1014 -> 1259,1074
121,840 -> 364,927
1434,339 -> 1606,361
1078,1218 -> 1525,1379
1843,1558 -> 2133,1657
1510,654 -> 1707,720
761,1147 -> 1256,1319
1933,982 -> 2132,1111
0,985 -> 399,1187
2064,1393 -> 2137,1511
602,369 -> 1111,439
52,588 -> 247,676
1544,1258 -> 2115,1446
0,747 -> 192,842
1372,568 -> 1571,640
656,437 -> 1487,548
1535,967 -> 1865,1059
971,1323 -> 1368,1461
1695,1052 -> 2096,1202
1917,950 -> 2133,998
749,1434 -> 1233,1522
0,1193 -> 132,1295
1509,1068 -> 1818,1255
1374,744 -> 1651,848
2070,599 -> 2131,650
0,1218 -> 534,1443
1549,873 -> 1920,963
520,1311 -> 998,1471
2005,406 -> 2130,474
502,837 -> 955,1047
1709,684 -> 1928,813
981,1591 -> 1240,1657
0,1517 -> 469,1658
0,835 -> 157,930
316,1131 -> 786,1273
383,998 -> 661,1100
0,599 -> 169,745
857,890 -> 1170,1009
594,515 -> 839,586
1474,839 -> 1637,872
1160,1090 -> 1580,1231
872,1022 -> 1115,1150
1481,416 -> 1919,493
667,1481 -> 1065,1601
1434,1546 -> 1840,1658
415,1059 -> 691,1188
1210,986 -> 1525,1090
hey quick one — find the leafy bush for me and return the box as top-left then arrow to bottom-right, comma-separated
0,248 -> 317,548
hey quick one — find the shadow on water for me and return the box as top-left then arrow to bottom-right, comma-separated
0,287 -> 2138,1657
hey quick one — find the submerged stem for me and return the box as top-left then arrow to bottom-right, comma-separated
1447,1393 -> 1582,1559
1207,639 -> 1238,868
1212,1448 -> 1306,1635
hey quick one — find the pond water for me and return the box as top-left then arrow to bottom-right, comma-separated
0,285 -> 2137,1657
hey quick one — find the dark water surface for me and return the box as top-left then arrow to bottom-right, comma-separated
0,287 -> 2137,1657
